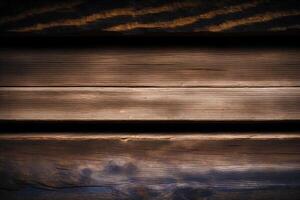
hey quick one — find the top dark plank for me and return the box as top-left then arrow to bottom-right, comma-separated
0,0 -> 299,35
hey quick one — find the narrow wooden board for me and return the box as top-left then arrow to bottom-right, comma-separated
1,87 -> 299,120
0,133 -> 300,199
1,48 -> 300,87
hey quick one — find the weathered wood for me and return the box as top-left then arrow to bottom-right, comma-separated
0,0 -> 299,34
0,133 -> 300,199
1,4 -> 299,200
1,48 -> 300,87
0,87 -> 299,120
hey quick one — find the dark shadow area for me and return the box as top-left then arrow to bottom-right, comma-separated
1,33 -> 300,48
0,120 -> 299,133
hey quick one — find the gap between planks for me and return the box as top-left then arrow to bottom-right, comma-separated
0,133 -> 300,141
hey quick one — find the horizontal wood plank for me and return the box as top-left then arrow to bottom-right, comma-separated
1,87 -> 299,120
0,133 -> 300,199
0,48 -> 300,87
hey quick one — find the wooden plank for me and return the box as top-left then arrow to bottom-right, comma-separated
1,48 -> 300,87
0,133 -> 300,199
0,0 -> 299,34
0,87 -> 299,120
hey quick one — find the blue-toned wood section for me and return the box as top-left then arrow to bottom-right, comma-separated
0,134 -> 300,200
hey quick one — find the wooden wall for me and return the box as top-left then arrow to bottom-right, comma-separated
0,1 -> 300,200
0,46 -> 300,199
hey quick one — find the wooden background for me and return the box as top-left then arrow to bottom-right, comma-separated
1,48 -> 300,120
1,46 -> 300,200
1,0 -> 300,200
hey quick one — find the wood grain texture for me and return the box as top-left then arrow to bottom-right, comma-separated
0,133 -> 300,199
0,87 -> 299,120
1,48 -> 300,87
0,0 -> 299,34
1,2 -> 300,198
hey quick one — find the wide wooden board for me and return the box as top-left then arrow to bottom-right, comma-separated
1,48 -> 300,87
0,87 -> 299,120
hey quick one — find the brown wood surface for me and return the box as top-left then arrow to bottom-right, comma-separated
0,87 -> 299,120
0,4 -> 300,196
1,48 -> 300,87
0,133 -> 300,199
